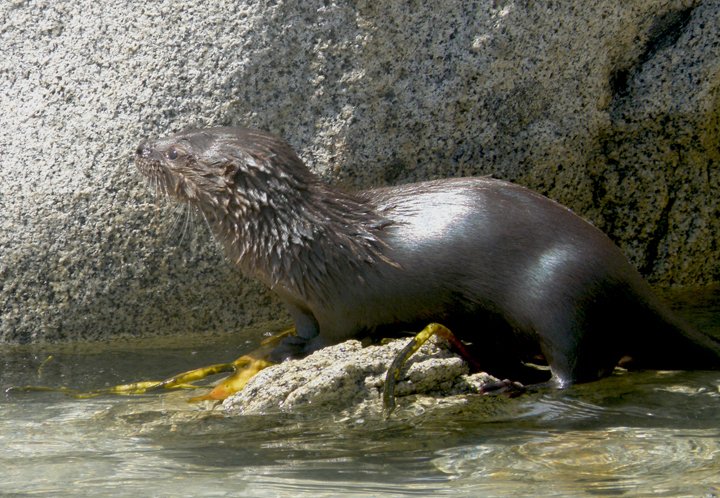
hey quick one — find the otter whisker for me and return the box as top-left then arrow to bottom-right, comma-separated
166,203 -> 194,248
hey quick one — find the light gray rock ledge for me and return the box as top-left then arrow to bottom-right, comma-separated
2,1 -> 719,343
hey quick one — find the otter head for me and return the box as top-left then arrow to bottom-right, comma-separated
135,129 -> 227,203
134,127 -> 329,284
134,126 -> 391,297
135,127 -> 317,213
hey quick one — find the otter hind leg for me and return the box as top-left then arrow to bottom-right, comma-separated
533,300 -> 624,389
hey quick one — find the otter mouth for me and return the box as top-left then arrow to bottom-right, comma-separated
135,156 -> 171,196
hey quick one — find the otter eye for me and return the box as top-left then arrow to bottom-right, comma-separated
166,148 -> 179,160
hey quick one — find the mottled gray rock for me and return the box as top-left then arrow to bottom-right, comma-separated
223,338 -> 499,417
1,1 -> 719,343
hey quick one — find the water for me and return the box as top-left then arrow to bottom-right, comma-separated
2,289 -> 720,497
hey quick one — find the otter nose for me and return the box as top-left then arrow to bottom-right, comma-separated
135,140 -> 150,158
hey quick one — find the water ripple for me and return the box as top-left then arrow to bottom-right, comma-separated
433,426 -> 720,497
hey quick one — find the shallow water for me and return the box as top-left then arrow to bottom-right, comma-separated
2,289 -> 720,497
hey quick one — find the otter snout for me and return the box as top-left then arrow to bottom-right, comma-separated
135,140 -> 151,159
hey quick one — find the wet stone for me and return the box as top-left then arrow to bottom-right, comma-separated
223,338 -> 499,417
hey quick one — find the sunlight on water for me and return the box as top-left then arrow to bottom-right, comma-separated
435,427 -> 720,496
1,288 -> 720,497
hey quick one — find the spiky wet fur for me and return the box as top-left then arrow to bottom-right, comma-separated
135,127 -> 393,301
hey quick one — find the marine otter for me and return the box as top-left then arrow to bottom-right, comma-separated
134,127 -> 720,389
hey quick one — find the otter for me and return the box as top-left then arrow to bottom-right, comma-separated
134,127 -> 720,388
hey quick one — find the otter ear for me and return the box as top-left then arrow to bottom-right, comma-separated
223,162 -> 237,176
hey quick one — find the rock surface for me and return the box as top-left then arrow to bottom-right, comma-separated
1,1 -> 719,343
222,338 -> 499,417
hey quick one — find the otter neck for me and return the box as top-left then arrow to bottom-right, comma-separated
197,179 -> 391,302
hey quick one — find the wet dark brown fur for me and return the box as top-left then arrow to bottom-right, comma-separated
135,127 -> 720,387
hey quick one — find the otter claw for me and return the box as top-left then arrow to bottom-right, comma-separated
383,323 -> 479,416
